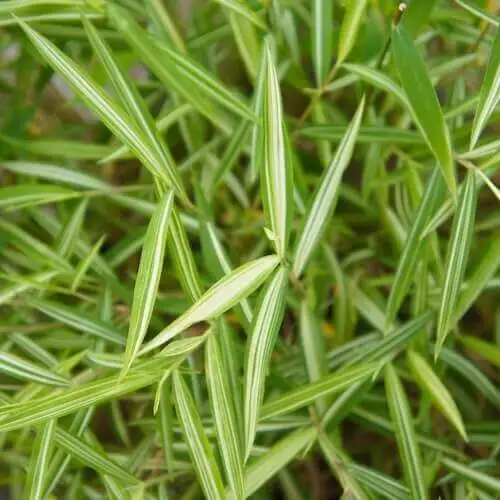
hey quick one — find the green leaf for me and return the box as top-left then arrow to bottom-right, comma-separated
441,348 -> 500,409
146,0 -> 186,53
56,198 -> 88,259
11,333 -> 58,368
143,255 -> 279,353
318,433 -> 371,500
213,0 -> 266,30
243,266 -> 288,460
260,363 -> 378,421
459,335 -> 500,369
436,170 -> 477,358
249,47 -> 266,185
348,462 -> 410,500
337,0 -> 368,64
353,407 -> 465,459
154,40 -> 256,124
454,235 -> 500,323
83,17 -> 188,202
282,9 -> 300,67
217,318 -> 243,439
55,427 -> 138,485
342,63 -> 409,105
173,370 -> 225,500
3,161 -> 111,191
392,26 -> 456,196
441,458 -> 500,494
122,190 -> 175,376
470,27 -> 500,149
0,10 -> 102,27
24,419 -> 56,500
0,0 -> 87,14
385,168 -> 446,327
0,352 -> 70,388
0,270 -> 58,307
313,0 -> 333,85
200,220 -> 253,326
323,246 -> 353,345
293,97 -> 365,277
385,363 -> 428,500
227,428 -> 317,499
211,120 -> 252,190
455,0 -> 499,26
0,185 -> 77,209
300,124 -> 422,144
206,334 -> 244,500
407,349 -> 467,440
0,357 -> 180,432
88,335 -> 207,370
0,137 -> 113,160
0,219 -> 72,273
160,334 -> 208,358
71,234 -> 106,291
108,5 -> 247,132
260,41 -> 293,259
350,282 -> 387,333
299,300 -> 328,414
474,166 -> 500,202
168,208 -> 204,303
99,103 -> 192,164
42,408 -> 94,496
29,298 -> 126,346
156,378 -> 175,475
19,22 -> 181,193
224,3 -> 261,81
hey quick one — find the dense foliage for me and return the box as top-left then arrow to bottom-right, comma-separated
0,0 -> 499,498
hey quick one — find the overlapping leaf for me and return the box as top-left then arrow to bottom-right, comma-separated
143,255 -> 279,352
19,21 -> 184,197
260,42 -> 293,259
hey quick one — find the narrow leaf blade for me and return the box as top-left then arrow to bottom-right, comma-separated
338,0 -> 368,64
470,27 -> 500,149
206,334 -> 245,499
122,190 -> 175,376
243,266 -> 288,459
19,22 -> 175,189
392,26 -> 456,196
228,428 -> 316,499
83,17 -> 188,202
313,0 -> 333,85
173,370 -> 225,500
293,97 -> 365,277
408,350 -> 467,440
386,168 -> 446,327
24,419 -> 57,500
261,42 -> 293,258
385,363 -> 428,499
143,255 -> 279,352
436,170 -> 477,357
